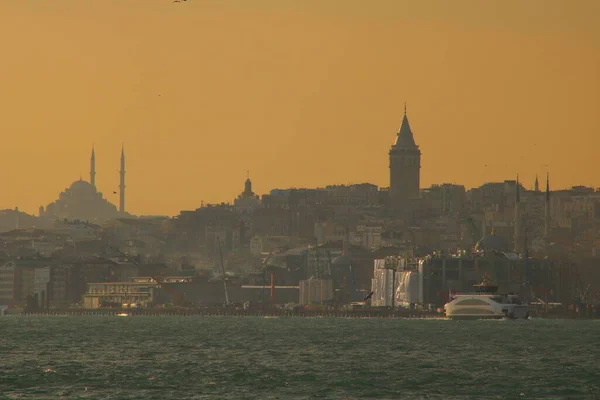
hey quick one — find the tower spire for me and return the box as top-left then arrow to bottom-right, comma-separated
544,172 -> 551,237
394,111 -> 417,147
534,174 -> 539,192
119,144 -> 125,213
389,105 -> 421,205
90,146 -> 96,188
244,170 -> 253,195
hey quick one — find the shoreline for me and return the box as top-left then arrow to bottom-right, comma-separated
6,308 -> 599,319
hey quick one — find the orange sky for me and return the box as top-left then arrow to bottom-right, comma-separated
0,0 -> 598,216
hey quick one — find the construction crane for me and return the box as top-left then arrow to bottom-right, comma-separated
217,239 -> 230,306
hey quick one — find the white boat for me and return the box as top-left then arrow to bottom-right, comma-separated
444,275 -> 529,320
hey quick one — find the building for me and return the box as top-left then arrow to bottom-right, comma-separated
299,277 -> 333,305
83,280 -> 159,309
324,183 -> 379,207
250,236 -> 263,256
370,249 -> 576,310
389,107 -> 421,205
174,204 -> 242,253
421,184 -> 466,216
0,262 -> 16,304
354,225 -> 383,249
234,175 -> 261,215
40,146 -> 130,223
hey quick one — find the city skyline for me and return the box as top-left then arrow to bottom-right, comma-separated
1,0 -> 598,216
9,140 -> 579,219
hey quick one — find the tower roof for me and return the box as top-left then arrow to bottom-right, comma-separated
394,113 -> 417,147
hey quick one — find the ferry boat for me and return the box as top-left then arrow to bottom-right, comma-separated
444,275 -> 529,320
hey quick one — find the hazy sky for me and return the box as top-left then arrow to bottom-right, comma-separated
1,0 -> 598,216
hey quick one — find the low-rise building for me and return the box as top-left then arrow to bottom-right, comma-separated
83,281 -> 159,309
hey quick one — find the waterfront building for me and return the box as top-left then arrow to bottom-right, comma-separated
370,250 -> 571,309
83,280 -> 159,309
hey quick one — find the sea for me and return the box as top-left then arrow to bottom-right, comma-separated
1,316 -> 599,399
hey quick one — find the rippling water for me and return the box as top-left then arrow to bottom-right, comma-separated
1,316 -> 599,399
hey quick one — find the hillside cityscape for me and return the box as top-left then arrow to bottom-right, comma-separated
0,110 -> 598,316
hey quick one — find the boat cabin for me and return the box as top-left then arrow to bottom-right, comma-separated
472,274 -> 498,294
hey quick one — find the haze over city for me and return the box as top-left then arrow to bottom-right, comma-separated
1,0 -> 598,217
3,2 -> 600,399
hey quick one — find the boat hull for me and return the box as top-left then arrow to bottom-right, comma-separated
446,311 -> 529,320
446,314 -> 506,320
444,300 -> 530,320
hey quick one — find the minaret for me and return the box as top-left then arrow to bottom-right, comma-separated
244,170 -> 253,196
90,146 -> 96,188
534,175 -> 539,192
544,173 -> 551,237
119,145 -> 125,213
389,103 -> 421,205
514,175 -> 522,253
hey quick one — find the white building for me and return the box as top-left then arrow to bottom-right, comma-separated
370,258 -> 423,307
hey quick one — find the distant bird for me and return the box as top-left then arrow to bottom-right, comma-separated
363,291 -> 374,301
113,191 -> 117,194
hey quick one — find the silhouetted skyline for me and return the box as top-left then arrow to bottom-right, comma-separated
1,0 -> 598,216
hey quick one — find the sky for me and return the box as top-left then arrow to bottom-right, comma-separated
0,0 -> 598,217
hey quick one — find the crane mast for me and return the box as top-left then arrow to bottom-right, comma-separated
217,239 -> 230,305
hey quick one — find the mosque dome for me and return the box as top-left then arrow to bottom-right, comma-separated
474,231 -> 509,252
69,179 -> 97,194
42,178 -> 121,223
